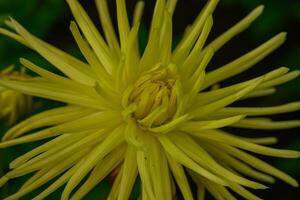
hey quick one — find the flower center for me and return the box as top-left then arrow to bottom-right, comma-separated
129,69 -> 177,127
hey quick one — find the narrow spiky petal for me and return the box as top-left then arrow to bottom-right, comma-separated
95,0 -> 121,57
0,1 -> 298,199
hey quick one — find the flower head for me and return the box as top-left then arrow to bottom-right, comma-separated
0,0 -> 299,199
0,66 -> 32,125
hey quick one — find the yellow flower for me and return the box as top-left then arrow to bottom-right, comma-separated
0,0 -> 299,199
0,66 -> 32,125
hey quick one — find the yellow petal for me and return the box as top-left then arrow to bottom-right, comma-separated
116,0 -> 130,49
148,136 -> 172,200
107,166 -> 123,200
133,1 -> 145,25
232,118 -> 300,129
3,105 -> 93,141
218,102 -> 300,116
160,10 -> 173,66
243,88 -> 276,99
95,0 -> 120,57
182,16 -> 213,78
32,163 -> 79,200
195,130 -> 300,158
197,183 -> 205,200
230,183 -> 263,200
180,115 -> 245,132
258,70 -> 300,89
0,129 -> 54,148
221,144 -> 299,187
9,134 -> 84,169
69,22 -> 112,88
158,135 -> 228,186
71,145 -> 126,200
0,79 -> 105,109
166,154 -> 194,200
203,32 -> 286,89
2,148 -> 89,200
170,133 -> 267,189
1,23 -> 95,80
203,143 -> 275,183
139,0 -> 166,71
173,0 -> 218,64
9,18 -> 95,85
118,146 -> 138,200
61,126 -> 124,200
66,0 -> 115,73
191,78 -> 263,118
204,5 -> 264,52
137,149 -> 156,200
166,0 -> 178,15
5,130 -> 105,179
196,67 -> 288,106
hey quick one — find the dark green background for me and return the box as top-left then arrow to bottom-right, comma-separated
0,0 -> 299,199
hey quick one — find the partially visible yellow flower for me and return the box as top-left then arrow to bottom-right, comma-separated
0,66 -> 32,125
0,0 -> 299,199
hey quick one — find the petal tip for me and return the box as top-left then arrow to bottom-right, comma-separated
279,32 -> 288,39
256,5 -> 265,13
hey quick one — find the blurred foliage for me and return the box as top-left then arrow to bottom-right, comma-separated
0,0 -> 299,199
0,0 -> 67,68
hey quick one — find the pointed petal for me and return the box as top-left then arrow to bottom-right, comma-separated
61,126 -> 124,200
69,22 -> 112,88
170,133 -> 267,189
166,154 -> 193,200
158,135 -> 228,186
218,102 -> 300,116
137,149 -> 156,200
9,18 -> 95,85
66,0 -> 116,73
191,78 -> 263,118
232,118 -> 300,129
205,5 -> 264,52
230,183 -> 263,200
180,115 -> 245,132
133,1 -> 145,25
2,106 -> 93,141
221,144 -> 299,187
202,143 -> 275,183
148,137 -> 172,200
173,0 -> 218,64
0,78 -> 105,109
182,16 -> 213,78
70,145 -> 126,200
95,0 -> 120,57
1,24 -> 96,81
196,67 -> 288,106
116,0 -> 130,49
195,130 -> 300,158
2,148 -> 89,199
117,146 -> 138,200
203,32 -> 286,89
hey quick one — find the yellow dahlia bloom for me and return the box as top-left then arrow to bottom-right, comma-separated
0,0 -> 299,199
0,66 -> 32,125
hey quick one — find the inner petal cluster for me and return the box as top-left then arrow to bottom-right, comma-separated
129,69 -> 177,127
